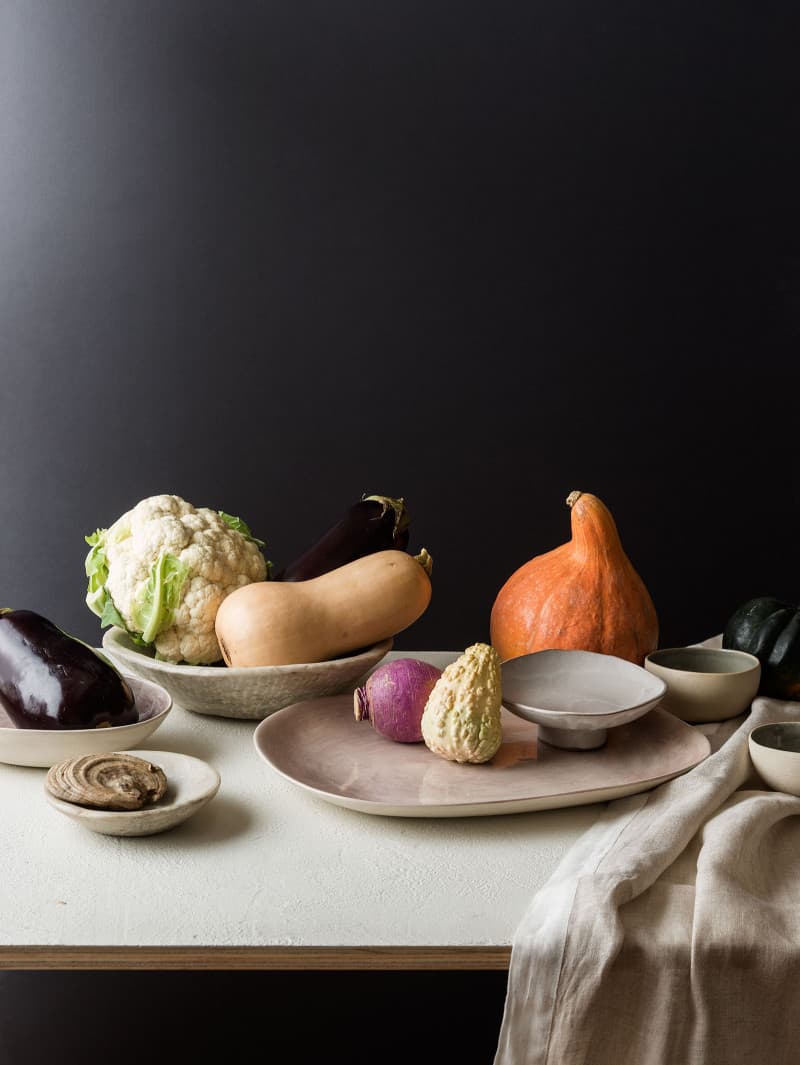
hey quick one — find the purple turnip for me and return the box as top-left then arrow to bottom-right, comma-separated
354,658 -> 443,743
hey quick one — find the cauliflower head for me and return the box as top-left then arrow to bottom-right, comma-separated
85,494 -> 268,664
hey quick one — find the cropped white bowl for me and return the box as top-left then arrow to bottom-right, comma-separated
0,674 -> 172,768
102,628 -> 392,720
749,722 -> 800,796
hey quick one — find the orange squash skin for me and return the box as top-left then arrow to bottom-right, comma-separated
490,491 -> 658,665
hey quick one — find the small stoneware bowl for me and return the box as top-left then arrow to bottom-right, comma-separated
501,649 -> 667,750
748,723 -> 800,796
0,675 -> 172,769
644,647 -> 760,723
45,750 -> 221,836
103,627 -> 392,720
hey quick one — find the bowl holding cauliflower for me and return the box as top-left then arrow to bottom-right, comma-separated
87,494 -> 391,718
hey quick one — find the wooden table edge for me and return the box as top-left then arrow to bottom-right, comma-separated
0,945 -> 512,971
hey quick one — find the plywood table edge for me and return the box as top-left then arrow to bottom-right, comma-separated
0,945 -> 512,971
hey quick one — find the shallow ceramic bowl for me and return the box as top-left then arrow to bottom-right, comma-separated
45,750 -> 220,836
0,675 -> 171,768
102,628 -> 393,720
501,649 -> 666,750
748,723 -> 800,796
645,647 -> 760,723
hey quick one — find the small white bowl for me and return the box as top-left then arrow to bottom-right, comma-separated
501,649 -> 666,750
0,675 -> 172,769
102,628 -> 392,720
748,723 -> 800,796
44,750 -> 220,836
645,646 -> 761,723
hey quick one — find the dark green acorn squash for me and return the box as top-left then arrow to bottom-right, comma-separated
723,597 -> 800,700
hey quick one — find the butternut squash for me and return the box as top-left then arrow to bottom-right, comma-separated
215,549 -> 432,667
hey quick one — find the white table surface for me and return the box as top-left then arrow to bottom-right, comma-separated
0,651 -> 604,968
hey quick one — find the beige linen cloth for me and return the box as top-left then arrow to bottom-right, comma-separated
495,690 -> 800,1065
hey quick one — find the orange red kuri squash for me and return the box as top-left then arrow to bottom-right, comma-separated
490,491 -> 658,665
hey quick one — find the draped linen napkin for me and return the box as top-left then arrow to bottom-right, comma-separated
495,692 -> 800,1065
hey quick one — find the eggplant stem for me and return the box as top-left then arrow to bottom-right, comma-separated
362,494 -> 410,537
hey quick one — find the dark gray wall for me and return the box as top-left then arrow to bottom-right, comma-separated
2,1 -> 799,653
2,3 -> 800,1063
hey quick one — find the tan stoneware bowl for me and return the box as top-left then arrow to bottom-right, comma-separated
644,646 -> 761,723
102,627 -> 392,720
748,723 -> 800,796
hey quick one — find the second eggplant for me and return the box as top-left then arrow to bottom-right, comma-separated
274,495 -> 410,581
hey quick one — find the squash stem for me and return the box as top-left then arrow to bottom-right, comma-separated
566,491 -> 583,508
415,548 -> 433,576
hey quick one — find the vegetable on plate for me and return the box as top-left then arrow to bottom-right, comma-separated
85,494 -> 268,665
215,548 -> 433,667
421,643 -> 503,764
490,490 -> 658,666
354,659 -> 443,743
275,494 -> 410,581
0,608 -> 137,730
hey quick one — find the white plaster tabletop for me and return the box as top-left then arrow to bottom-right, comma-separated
0,651 -> 603,969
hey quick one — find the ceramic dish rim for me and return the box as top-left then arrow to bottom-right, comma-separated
500,694 -> 664,726
645,646 -> 761,677
748,720 -> 800,753
103,627 -> 393,677
253,705 -> 708,812
44,749 -> 221,822
502,689 -> 665,721
264,767 -> 702,817
0,673 -> 172,737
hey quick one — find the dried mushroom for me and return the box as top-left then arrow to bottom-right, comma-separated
46,753 -> 167,811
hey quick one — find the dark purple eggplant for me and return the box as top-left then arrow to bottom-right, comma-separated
0,609 -> 137,730
275,495 -> 411,581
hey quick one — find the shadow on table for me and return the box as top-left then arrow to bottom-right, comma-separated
322,795 -> 601,844
169,794 -> 255,845
141,731 -> 225,764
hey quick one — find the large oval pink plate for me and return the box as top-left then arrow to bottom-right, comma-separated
253,697 -> 711,818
